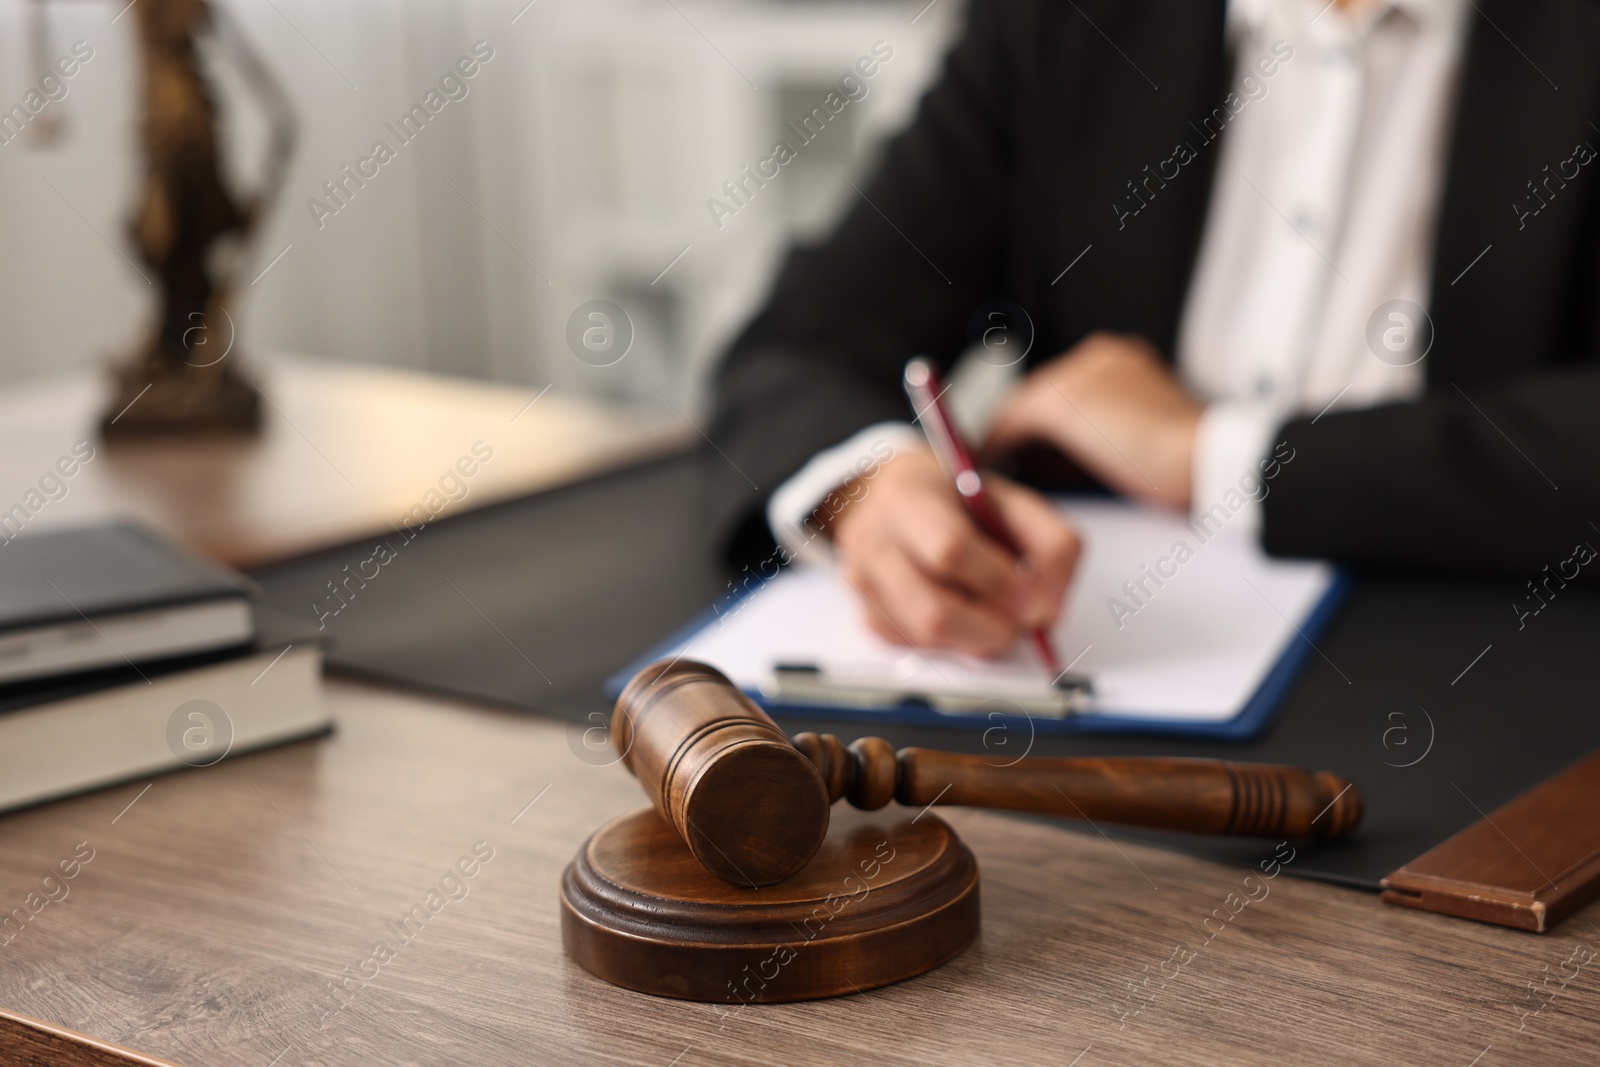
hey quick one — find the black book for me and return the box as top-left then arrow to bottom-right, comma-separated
0,523 -> 254,685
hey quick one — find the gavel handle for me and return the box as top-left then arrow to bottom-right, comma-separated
792,734 -> 1362,840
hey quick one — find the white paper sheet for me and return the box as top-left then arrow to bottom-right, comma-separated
670,498 -> 1334,723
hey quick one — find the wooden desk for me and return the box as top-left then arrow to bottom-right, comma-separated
0,359 -> 690,567
1,678 -> 1595,1066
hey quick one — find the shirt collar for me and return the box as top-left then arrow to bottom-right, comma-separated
1228,0 -> 1460,39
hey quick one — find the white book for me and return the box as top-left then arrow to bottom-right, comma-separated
658,499 -> 1339,732
0,643 -> 327,813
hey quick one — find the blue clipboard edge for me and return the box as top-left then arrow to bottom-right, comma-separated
606,567 -> 1353,744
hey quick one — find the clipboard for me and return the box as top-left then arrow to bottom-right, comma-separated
609,498 -> 1351,742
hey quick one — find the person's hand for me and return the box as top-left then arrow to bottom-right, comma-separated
985,332 -> 1203,511
826,448 -> 1080,657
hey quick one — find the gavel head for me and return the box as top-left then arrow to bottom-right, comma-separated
612,659 -> 831,886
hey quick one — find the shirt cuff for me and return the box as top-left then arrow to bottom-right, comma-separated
1190,401 -> 1282,539
766,422 -> 927,567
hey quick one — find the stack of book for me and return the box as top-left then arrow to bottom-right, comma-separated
0,523 -> 328,812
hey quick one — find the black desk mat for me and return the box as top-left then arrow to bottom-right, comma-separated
250,451 -> 730,722
251,450 -> 1600,890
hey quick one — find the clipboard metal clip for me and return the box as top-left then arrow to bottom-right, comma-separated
767,662 -> 1093,718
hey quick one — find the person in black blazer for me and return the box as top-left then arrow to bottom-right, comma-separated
705,0 -> 1600,656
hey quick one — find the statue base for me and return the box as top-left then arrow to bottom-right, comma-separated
100,354 -> 261,438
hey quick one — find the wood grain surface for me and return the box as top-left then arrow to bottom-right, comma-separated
0,678 -> 1596,1067
0,359 -> 689,567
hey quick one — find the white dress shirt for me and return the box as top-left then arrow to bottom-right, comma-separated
768,0 -> 1470,563
1183,0 -> 1467,531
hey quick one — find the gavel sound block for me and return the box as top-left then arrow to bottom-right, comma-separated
561,804 -> 979,1003
560,660 -> 1362,1003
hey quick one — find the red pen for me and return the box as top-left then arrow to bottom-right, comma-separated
903,357 -> 1072,683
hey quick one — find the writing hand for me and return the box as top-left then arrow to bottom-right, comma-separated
825,449 -> 1080,657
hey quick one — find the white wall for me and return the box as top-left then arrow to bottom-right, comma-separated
0,0 -> 957,411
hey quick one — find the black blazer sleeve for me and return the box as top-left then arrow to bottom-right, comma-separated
705,0 -> 1024,563
1264,90 -> 1600,576
1264,367 -> 1600,575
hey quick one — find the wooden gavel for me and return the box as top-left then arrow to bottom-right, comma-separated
613,660 -> 1362,886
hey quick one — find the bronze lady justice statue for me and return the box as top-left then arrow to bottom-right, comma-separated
29,0 -> 295,435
